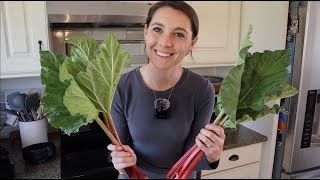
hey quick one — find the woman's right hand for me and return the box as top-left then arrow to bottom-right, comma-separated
107,144 -> 137,174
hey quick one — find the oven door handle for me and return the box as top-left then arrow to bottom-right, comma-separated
118,40 -> 145,44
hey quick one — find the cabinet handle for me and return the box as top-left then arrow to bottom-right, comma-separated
38,40 -> 42,51
228,154 -> 239,161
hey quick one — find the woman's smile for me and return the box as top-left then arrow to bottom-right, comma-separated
155,50 -> 174,58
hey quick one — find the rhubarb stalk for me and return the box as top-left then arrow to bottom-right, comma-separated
165,113 -> 226,179
96,113 -> 148,179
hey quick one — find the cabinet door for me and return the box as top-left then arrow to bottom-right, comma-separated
201,143 -> 262,176
184,2 -> 241,66
201,162 -> 260,179
0,1 -> 49,79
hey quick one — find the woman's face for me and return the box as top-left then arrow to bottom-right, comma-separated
144,7 -> 197,70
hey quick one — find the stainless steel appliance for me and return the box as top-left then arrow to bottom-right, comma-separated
272,1 -> 320,179
45,1 -> 153,179
47,1 -> 153,67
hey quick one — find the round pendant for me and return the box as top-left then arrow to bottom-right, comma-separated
154,98 -> 170,111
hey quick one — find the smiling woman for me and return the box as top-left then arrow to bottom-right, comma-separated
143,3 -> 198,73
107,1 -> 225,179
143,7 -> 195,71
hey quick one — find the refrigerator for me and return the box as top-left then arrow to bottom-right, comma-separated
272,1 -> 320,179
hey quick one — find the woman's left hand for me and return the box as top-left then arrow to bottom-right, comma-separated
195,124 -> 225,163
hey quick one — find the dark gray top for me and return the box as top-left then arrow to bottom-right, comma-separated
111,67 -> 217,179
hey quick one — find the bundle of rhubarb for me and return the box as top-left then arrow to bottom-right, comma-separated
40,33 -> 147,179
166,25 -> 299,179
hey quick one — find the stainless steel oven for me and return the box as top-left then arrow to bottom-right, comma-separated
47,1 -> 153,67
51,27 -> 147,66
46,1 -> 153,178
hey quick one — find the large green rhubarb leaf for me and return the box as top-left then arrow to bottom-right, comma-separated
64,33 -> 131,119
238,49 -> 291,111
214,25 -> 298,129
67,36 -> 99,63
40,51 -> 87,135
264,83 -> 299,103
217,25 -> 253,123
60,36 -> 99,81
236,104 -> 284,123
63,80 -> 98,122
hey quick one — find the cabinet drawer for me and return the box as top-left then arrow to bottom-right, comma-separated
201,162 -> 260,179
201,143 -> 262,176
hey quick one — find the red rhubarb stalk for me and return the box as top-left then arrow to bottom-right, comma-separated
180,150 -> 204,179
166,111 -> 225,179
166,144 -> 198,179
95,115 -> 148,179
176,145 -> 201,178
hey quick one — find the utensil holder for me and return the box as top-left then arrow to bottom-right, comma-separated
18,118 -> 48,148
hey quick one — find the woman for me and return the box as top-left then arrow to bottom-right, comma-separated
107,1 -> 225,179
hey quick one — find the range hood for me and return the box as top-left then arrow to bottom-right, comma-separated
46,1 -> 153,27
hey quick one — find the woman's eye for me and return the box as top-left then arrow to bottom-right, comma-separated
153,27 -> 162,33
174,32 -> 185,38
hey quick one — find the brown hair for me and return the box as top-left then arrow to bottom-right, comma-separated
146,1 -> 199,40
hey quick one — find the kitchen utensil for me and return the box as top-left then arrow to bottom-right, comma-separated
10,93 -> 33,121
6,92 -> 28,121
25,92 -> 39,120
6,92 -> 20,108
36,106 -> 45,120
8,106 -> 27,122
27,88 -> 37,96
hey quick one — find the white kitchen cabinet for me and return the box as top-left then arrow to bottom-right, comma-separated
0,1 -> 49,79
201,143 -> 262,179
202,162 -> 260,179
182,1 -> 241,67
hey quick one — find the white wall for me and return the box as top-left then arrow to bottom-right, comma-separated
239,1 -> 289,179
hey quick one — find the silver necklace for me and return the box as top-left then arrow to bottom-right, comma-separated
153,86 -> 175,119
